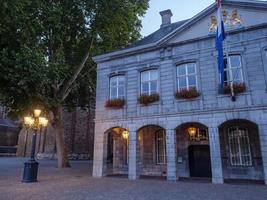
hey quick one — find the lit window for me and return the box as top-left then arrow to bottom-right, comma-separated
228,126 -> 252,166
110,75 -> 125,99
155,129 -> 166,164
141,70 -> 158,95
176,63 -> 197,90
224,55 -> 243,85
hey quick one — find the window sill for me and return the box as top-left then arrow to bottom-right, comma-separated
174,96 -> 201,102
217,91 -> 249,98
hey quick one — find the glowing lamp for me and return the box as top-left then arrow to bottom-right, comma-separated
34,109 -> 42,118
188,127 -> 197,138
122,130 -> 129,139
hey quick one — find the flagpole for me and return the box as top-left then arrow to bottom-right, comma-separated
217,0 -> 236,101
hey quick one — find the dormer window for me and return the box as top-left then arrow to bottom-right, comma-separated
223,55 -> 243,85
110,75 -> 125,99
141,70 -> 158,95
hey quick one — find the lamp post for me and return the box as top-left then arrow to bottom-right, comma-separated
22,109 -> 48,183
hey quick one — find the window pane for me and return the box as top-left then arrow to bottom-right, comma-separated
142,82 -> 149,94
187,63 -> 196,74
188,75 -> 197,87
141,71 -> 149,82
177,65 -> 186,76
110,87 -> 117,99
118,76 -> 124,85
231,68 -> 242,82
178,77 -> 187,89
150,70 -> 158,80
110,77 -> 117,87
230,56 -> 241,68
118,86 -> 124,97
150,81 -> 157,93
228,127 -> 251,166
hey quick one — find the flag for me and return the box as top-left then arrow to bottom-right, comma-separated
216,0 -> 226,91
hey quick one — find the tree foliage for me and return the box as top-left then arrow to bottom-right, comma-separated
0,0 -> 149,167
0,0 -> 149,117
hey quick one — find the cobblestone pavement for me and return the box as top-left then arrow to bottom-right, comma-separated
0,157 -> 266,200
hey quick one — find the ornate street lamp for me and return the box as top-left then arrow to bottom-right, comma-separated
22,108 -> 48,183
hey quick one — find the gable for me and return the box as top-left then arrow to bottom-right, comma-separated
167,5 -> 267,44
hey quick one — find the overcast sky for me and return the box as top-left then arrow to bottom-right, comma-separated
140,0 -> 266,36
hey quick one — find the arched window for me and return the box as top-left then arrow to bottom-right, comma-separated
155,129 -> 166,164
109,75 -> 125,99
141,70 -> 158,95
224,55 -> 243,85
176,63 -> 197,90
228,126 -> 252,166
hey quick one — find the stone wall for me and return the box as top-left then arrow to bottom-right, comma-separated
0,126 -> 19,147
17,107 -> 95,160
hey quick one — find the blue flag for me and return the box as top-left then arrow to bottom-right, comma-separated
216,0 -> 226,91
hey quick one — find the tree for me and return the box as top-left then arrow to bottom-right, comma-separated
0,0 -> 149,167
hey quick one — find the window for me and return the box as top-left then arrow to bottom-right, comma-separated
176,63 -> 197,90
224,55 -> 243,85
228,126 -> 252,166
155,129 -> 166,164
110,75 -> 125,99
141,70 -> 158,95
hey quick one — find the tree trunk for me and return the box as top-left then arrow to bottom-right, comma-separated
52,106 -> 70,168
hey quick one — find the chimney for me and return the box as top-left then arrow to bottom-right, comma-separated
160,9 -> 173,28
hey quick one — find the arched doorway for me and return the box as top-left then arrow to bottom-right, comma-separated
137,125 -> 167,177
104,127 -> 129,176
176,122 -> 211,179
219,119 -> 264,182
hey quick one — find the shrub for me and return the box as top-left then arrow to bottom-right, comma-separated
138,93 -> 160,106
223,82 -> 246,95
105,98 -> 125,109
175,87 -> 200,99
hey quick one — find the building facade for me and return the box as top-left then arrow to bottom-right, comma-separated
92,0 -> 267,184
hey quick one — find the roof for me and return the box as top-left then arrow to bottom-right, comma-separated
93,0 -> 267,63
0,119 -> 18,128
125,19 -> 189,49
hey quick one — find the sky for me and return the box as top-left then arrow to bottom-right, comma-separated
140,0 -> 267,36
140,0 -> 215,36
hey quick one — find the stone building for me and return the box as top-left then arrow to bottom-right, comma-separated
92,0 -> 267,185
17,107 -> 95,160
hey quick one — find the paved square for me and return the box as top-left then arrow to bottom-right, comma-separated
0,158 -> 266,200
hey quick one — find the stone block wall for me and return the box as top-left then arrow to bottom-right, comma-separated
17,107 -> 95,160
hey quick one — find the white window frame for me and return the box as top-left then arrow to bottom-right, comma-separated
224,55 -> 243,85
141,70 -> 159,95
155,129 -> 166,165
228,126 -> 252,167
176,63 -> 198,91
109,75 -> 125,99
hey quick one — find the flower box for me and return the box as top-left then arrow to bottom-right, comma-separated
138,93 -> 160,106
175,88 -> 200,99
223,82 -> 246,95
105,98 -> 125,109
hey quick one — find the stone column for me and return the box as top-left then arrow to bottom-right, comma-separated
92,127 -> 105,177
166,129 -> 177,181
208,127 -> 224,184
258,124 -> 267,185
128,129 -> 139,180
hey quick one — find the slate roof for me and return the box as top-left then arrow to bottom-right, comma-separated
0,119 -> 18,128
125,19 -> 189,49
